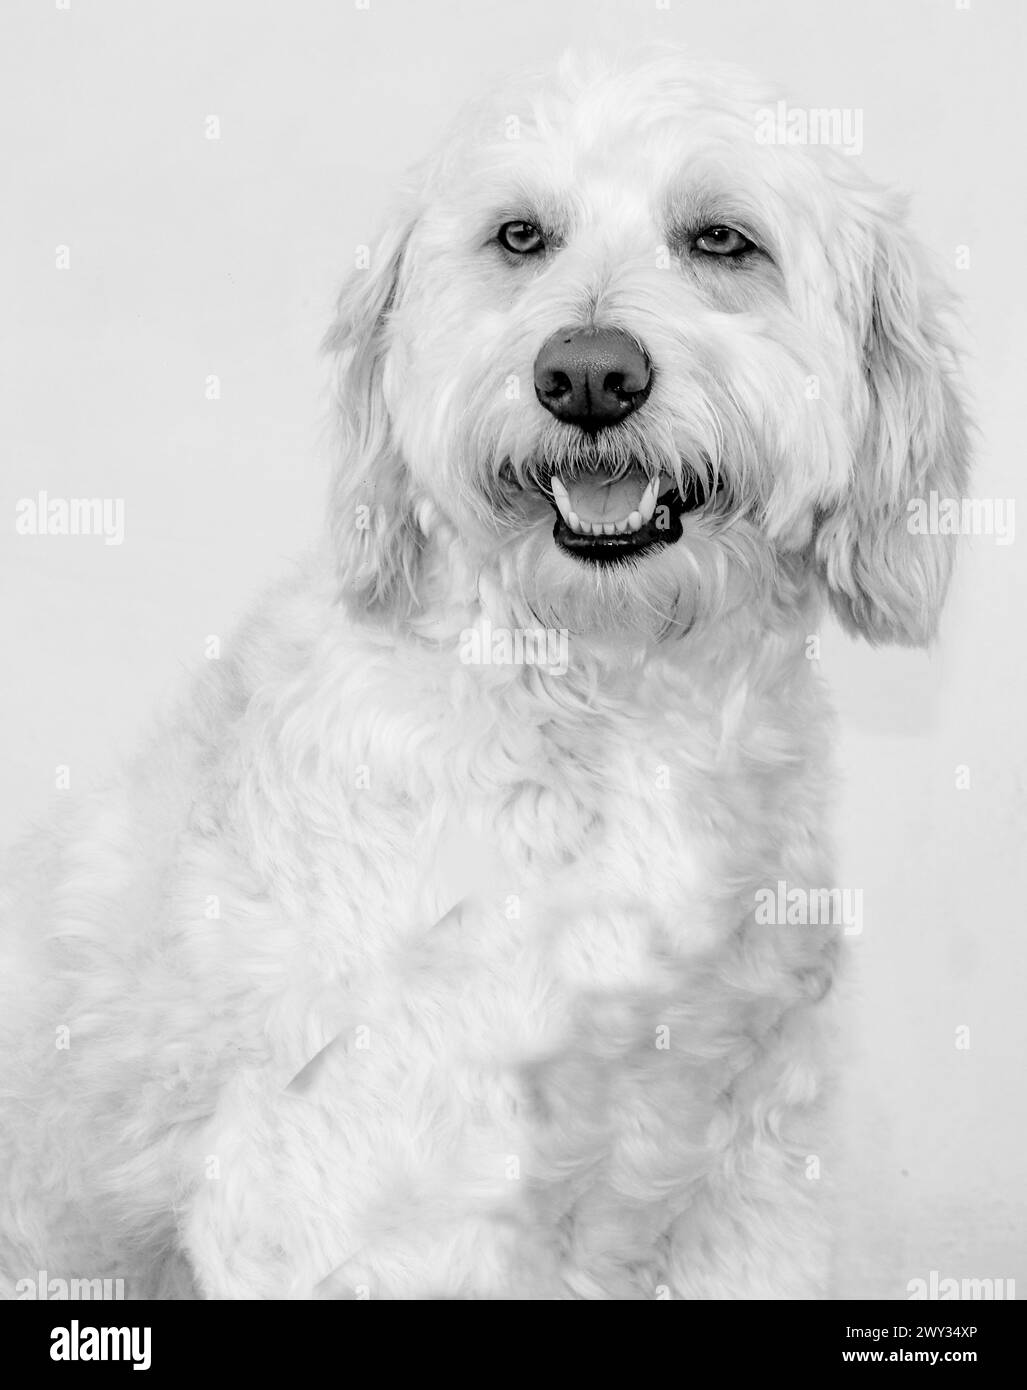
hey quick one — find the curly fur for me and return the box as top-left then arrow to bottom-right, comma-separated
0,49 -> 968,1300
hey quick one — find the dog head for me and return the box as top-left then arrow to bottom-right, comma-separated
326,51 -> 968,645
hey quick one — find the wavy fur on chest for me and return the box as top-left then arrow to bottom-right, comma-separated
2,563 -> 838,1299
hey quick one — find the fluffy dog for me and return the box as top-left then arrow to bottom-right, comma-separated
0,50 -> 967,1300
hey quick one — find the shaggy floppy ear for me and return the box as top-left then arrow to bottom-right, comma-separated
815,201 -> 970,645
323,212 -> 422,617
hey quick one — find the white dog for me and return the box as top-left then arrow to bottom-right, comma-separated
1,50 -> 967,1300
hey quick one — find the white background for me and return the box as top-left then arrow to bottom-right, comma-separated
2,0 -> 1024,1299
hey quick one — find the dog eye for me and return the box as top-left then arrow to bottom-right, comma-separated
694,225 -> 753,257
497,221 -> 545,255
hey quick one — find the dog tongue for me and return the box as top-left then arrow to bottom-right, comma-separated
564,471 -> 644,523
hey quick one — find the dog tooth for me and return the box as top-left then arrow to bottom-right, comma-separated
568,510 -> 582,533
550,476 -> 574,527
626,510 -> 642,533
637,477 -> 660,525
603,523 -> 616,535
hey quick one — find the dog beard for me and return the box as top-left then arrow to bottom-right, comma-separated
480,408 -> 769,641
494,503 -> 779,644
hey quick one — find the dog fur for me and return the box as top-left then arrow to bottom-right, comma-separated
0,49 -> 968,1300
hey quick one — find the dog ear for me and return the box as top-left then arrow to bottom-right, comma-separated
324,210 -> 422,618
815,199 -> 970,646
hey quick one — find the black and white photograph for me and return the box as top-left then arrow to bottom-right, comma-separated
1,0 -> 1022,1356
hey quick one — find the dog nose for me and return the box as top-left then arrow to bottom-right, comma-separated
533,327 -> 652,430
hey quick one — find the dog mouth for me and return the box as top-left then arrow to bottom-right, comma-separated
542,464 -> 710,563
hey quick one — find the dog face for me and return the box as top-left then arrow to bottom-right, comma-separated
328,52 -> 968,644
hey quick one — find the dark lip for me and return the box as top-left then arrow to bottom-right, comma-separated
547,474 -> 711,565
